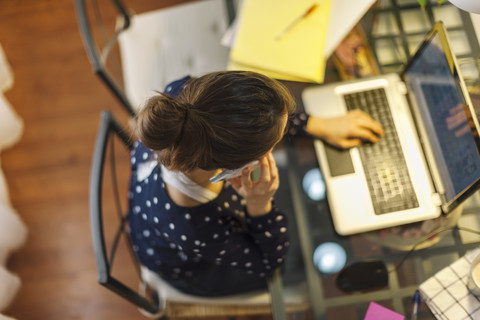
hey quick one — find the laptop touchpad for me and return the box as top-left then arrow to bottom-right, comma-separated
324,145 -> 355,177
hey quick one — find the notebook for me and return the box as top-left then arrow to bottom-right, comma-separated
302,22 -> 480,235
419,246 -> 480,320
228,0 -> 331,83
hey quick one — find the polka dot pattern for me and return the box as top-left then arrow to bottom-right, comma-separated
287,112 -> 310,136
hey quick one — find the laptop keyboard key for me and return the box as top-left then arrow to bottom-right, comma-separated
344,88 -> 419,215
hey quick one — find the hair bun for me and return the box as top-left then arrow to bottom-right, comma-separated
180,102 -> 194,121
181,102 -> 194,110
136,93 -> 187,151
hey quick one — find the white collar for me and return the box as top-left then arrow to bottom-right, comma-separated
160,165 -> 218,204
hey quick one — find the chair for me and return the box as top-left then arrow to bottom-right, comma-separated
75,0 -> 135,116
89,110 -> 310,319
75,0 -> 237,117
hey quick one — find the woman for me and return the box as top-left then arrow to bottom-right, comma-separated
128,71 -> 382,297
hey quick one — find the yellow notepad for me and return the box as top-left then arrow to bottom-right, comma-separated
229,0 -> 331,83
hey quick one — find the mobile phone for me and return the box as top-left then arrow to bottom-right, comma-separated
209,160 -> 260,183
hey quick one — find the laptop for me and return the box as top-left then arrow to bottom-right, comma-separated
302,21 -> 480,235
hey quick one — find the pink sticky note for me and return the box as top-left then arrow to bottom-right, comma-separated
364,302 -> 405,320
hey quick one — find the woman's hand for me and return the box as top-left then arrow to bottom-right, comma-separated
306,110 -> 384,149
228,153 -> 279,217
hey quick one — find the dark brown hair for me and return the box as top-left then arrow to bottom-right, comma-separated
136,71 -> 295,171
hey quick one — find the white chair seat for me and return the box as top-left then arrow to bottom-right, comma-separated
118,0 -> 231,110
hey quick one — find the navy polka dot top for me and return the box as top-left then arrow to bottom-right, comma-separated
128,141 -> 290,282
128,76 -> 299,285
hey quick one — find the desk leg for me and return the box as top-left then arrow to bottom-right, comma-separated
286,141 -> 326,319
268,268 -> 287,320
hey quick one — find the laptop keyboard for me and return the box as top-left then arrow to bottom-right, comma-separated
344,88 -> 419,215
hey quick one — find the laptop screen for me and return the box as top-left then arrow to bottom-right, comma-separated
403,24 -> 480,205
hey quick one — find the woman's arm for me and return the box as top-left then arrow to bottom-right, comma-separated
194,153 -> 289,275
194,205 -> 290,277
305,110 -> 384,149
288,111 -> 384,149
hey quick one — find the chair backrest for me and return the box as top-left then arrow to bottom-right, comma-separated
75,0 -> 238,118
89,110 -> 161,314
75,0 -> 136,117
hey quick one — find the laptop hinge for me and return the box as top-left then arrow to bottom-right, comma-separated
396,81 -> 408,95
431,192 -> 445,207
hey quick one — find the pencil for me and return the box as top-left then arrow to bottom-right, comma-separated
275,3 -> 318,40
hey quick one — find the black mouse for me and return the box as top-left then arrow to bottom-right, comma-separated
336,259 -> 388,292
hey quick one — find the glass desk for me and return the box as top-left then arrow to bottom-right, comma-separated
273,82 -> 480,320
226,1 -> 480,318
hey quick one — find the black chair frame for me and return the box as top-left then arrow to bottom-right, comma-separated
89,110 -> 161,314
75,0 -> 136,117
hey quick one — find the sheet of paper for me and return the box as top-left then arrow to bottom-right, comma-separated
364,302 -> 405,320
229,0 -> 331,83
323,0 -> 376,58
227,60 -> 312,82
419,247 -> 480,320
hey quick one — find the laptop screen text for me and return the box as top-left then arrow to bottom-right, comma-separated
403,31 -> 480,203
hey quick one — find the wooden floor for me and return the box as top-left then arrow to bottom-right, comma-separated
0,0 -> 285,319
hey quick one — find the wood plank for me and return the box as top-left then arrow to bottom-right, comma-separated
1,0 -> 161,319
0,1 -> 309,319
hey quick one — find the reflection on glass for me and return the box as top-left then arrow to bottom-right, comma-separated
313,242 -> 347,274
302,168 -> 326,201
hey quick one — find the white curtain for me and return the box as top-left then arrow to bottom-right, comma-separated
0,43 -> 27,319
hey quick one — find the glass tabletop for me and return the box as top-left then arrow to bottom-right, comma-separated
273,87 -> 480,319
236,2 -> 480,317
